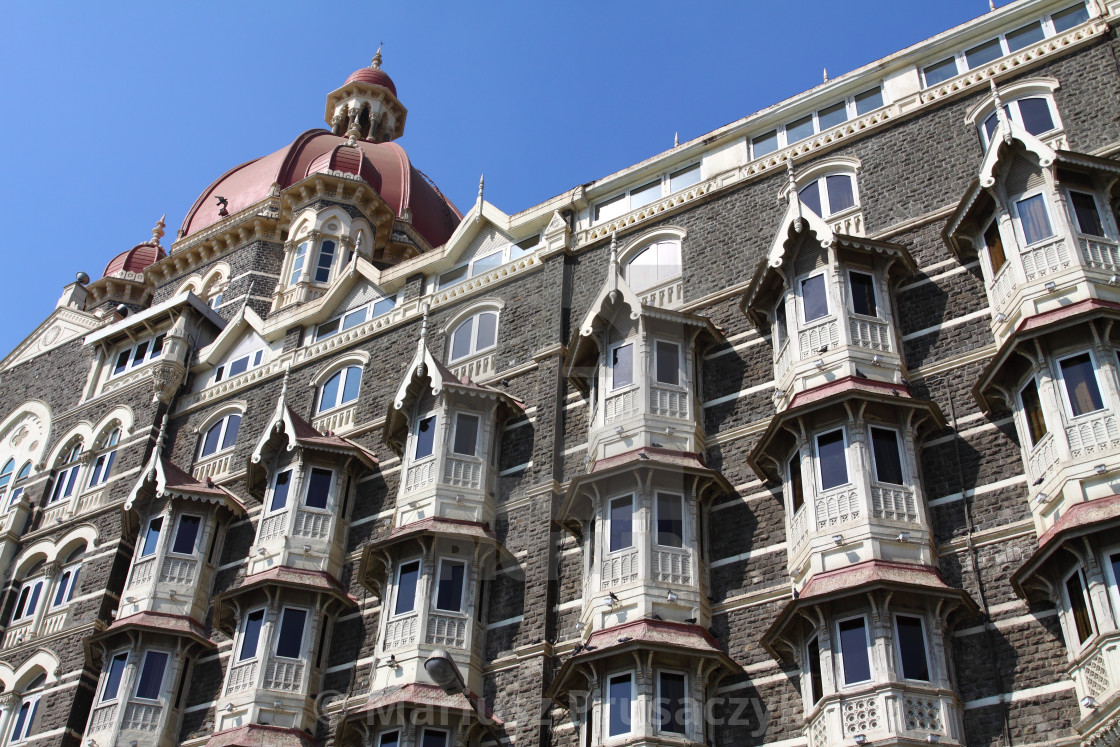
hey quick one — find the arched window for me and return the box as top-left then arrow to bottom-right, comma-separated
318,366 -> 363,413
799,174 -> 857,218
314,240 -> 337,283
49,442 -> 82,504
0,459 -> 13,504
51,546 -> 83,610
87,428 -> 120,489
2,461 -> 30,510
449,312 -> 499,362
200,414 -> 242,458
289,241 -> 310,286
9,672 -> 45,743
11,561 -> 45,625
981,96 -> 1059,146
625,240 -> 682,294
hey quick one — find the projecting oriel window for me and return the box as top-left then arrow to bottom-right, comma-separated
807,636 -> 824,704
171,515 -> 202,555
1065,569 -> 1096,645
655,341 -> 681,386
452,413 -> 480,456
655,492 -> 684,548
984,219 -> 1006,275
394,561 -> 420,616
1019,379 -> 1048,447
275,608 -> 307,658
435,559 -> 466,612
415,416 -> 437,459
270,470 -> 293,512
870,427 -> 904,485
609,496 -> 634,552
239,609 -> 264,661
788,453 -> 804,513
611,343 -> 634,390
304,467 -> 332,510
1069,191 -> 1105,237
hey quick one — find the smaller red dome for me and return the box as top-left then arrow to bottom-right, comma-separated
345,67 -> 397,97
103,243 -> 165,279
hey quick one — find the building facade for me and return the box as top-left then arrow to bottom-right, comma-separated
1,2 -> 1120,745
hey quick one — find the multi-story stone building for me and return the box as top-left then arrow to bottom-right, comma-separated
2,1 -> 1120,745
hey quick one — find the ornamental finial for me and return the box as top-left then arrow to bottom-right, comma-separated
371,45 -> 383,70
823,67 -> 829,83
420,303 -> 430,345
989,78 -> 1012,145
787,158 -> 804,231
280,368 -> 290,404
151,215 -> 166,247
474,174 -> 484,224
154,411 -> 168,455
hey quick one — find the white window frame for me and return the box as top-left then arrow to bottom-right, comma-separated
805,635 -> 824,705
11,577 -> 45,624
868,425 -> 906,486
412,413 -> 438,462
655,668 -> 688,735
1062,565 -> 1098,651
1016,375 -> 1050,449
213,349 -> 265,384
138,516 -> 164,558
437,238 -> 539,289
653,491 -> 685,549
609,341 -> 636,392
1055,349 -> 1107,419
1101,544 -> 1120,628
799,173 -> 860,219
315,294 -> 397,341
797,271 -> 832,327
592,164 -> 702,225
892,613 -> 932,683
835,613 -> 874,687
199,413 -> 242,459
605,670 -> 636,740
773,296 -> 789,352
1010,188 -> 1056,248
450,412 -> 482,457
49,442 -> 83,504
317,365 -> 363,414
302,466 -> 335,512
288,240 -> 310,286
50,561 -> 81,609
623,239 -> 683,294
420,728 -> 450,747
980,95 -> 1062,147
8,689 -> 41,743
652,340 -> 684,388
447,311 -> 499,362
236,607 -> 267,663
109,334 -> 165,378
1066,188 -> 1108,238
377,730 -> 402,747
86,429 -> 120,489
392,558 -> 422,618
97,650 -> 130,704
814,427 -> 851,492
168,513 -> 204,558
273,605 -> 310,660
432,558 -> 468,614
847,269 -> 879,319
311,238 -> 340,285
607,494 -> 635,554
132,648 -> 171,703
266,468 -> 294,516
749,87 -> 885,159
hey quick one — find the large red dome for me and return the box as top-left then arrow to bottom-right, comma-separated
345,67 -> 397,96
179,130 -> 462,248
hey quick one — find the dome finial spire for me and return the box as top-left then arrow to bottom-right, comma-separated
151,215 -> 166,247
371,44 -> 383,70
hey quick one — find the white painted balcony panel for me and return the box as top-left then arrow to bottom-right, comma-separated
450,353 -> 495,383
651,548 -> 692,585
870,485 -> 919,523
264,658 -> 305,692
226,661 -> 258,693
312,403 -> 356,435
258,512 -> 288,542
601,549 -> 641,588
1020,237 -> 1071,281
193,452 -> 233,481
159,557 -> 198,585
990,264 -> 1016,312
799,321 -> 840,359
1080,237 -> 1120,273
849,318 -> 892,352
1026,431 -> 1060,485
814,487 -> 861,530
40,608 -> 68,637
122,701 -> 162,732
1066,411 -> 1120,458
128,557 -> 156,588
649,385 -> 689,419
293,510 -> 331,540
405,459 -> 437,493
426,613 -> 468,649
638,278 -> 684,309
384,613 -> 419,650
88,703 -> 117,733
444,457 -> 482,489
603,389 -> 638,423
789,506 -> 809,550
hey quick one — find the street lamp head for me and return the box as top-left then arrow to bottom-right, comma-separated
425,649 -> 467,695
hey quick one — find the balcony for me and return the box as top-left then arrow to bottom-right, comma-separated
311,402 -> 357,435
250,504 -> 342,579
807,685 -> 964,747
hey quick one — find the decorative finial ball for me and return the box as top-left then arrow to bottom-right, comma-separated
116,304 -> 130,317
75,271 -> 90,285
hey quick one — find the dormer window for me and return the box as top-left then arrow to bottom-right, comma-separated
625,240 -> 682,294
448,312 -> 498,362
799,174 -> 857,219
317,365 -> 362,414
111,334 -> 164,377
200,414 -> 241,458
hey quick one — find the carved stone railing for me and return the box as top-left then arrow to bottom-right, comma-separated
264,658 -> 305,692
849,318 -> 892,352
2,620 -> 32,648
989,264 -> 1016,314
450,353 -> 496,382
312,403 -> 356,435
40,608 -> 68,637
601,549 -> 641,588
638,279 -> 684,309
128,557 -> 157,588
176,359 -> 286,413
122,701 -> 162,732
814,487 -> 861,530
1080,237 -> 1120,273
74,486 -> 107,516
444,457 -> 482,489
405,459 -> 437,493
226,660 -> 258,694
603,389 -> 638,423
799,320 -> 840,359
1026,431 -> 1060,485
88,703 -> 117,733
1066,411 -> 1120,458
159,557 -> 198,585
651,548 -> 691,585
807,688 -> 959,746
1071,634 -> 1118,718
40,500 -> 70,526
293,510 -> 331,541
384,613 -> 419,650
258,512 -> 289,543
193,451 -> 234,481
870,486 -> 919,523
426,613 -> 468,649
428,254 -> 541,307
829,207 -> 865,237
789,506 -> 809,550
1020,236 -> 1070,281
649,385 -> 689,419
775,341 -> 794,383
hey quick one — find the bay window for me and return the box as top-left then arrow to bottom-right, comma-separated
269,470 -> 293,512
394,561 -> 420,616
451,413 -> 480,456
314,240 -> 337,283
869,427 -> 904,485
837,616 -> 872,685
1069,190 -> 1105,236
655,493 -> 684,548
304,467 -> 332,510
1019,378 -> 1048,446
170,514 -> 202,556
984,219 -> 1006,276
774,299 -> 788,349
139,517 -> 163,558
788,454 -> 804,513
1064,568 -> 1096,646
1058,352 -> 1105,417
610,343 -> 634,390
378,731 -> 400,747
1015,193 -> 1054,246
100,652 -> 129,702
288,242 -> 309,285
274,607 -> 307,658
800,274 -> 829,323
414,416 -> 437,460
895,615 -> 930,681
849,272 -> 877,317
806,636 -> 824,704
816,429 -> 849,491
654,341 -> 681,386
609,496 -> 634,552
134,651 -> 169,700
421,729 -> 449,747
238,609 -> 265,661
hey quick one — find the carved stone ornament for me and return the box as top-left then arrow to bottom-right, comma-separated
150,360 -> 186,405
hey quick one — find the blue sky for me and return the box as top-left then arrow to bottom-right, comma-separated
0,0 -> 1002,356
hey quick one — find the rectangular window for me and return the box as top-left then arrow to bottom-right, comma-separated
984,220 -> 1006,274
415,416 -> 437,459
607,673 -> 633,737
421,729 -> 448,747
304,467 -> 332,510
289,242 -> 308,285
1018,97 -> 1055,135
817,429 -> 848,490
630,180 -> 661,209
394,561 -> 420,616
594,194 -> 627,224
1070,191 -> 1105,236
314,240 -> 336,283
270,469 -> 292,512
849,272 -> 877,317
826,174 -> 856,214
435,560 -> 466,612
801,274 -> 829,323
378,731 -> 401,747
437,264 -> 470,290
896,615 -> 930,681
818,102 -> 848,130
452,413 -> 480,456
372,295 -> 396,318
788,453 -> 804,512
10,697 -> 38,743
275,608 -> 307,658
870,427 -> 904,485
922,57 -> 959,87
609,496 -> 633,552
807,637 -> 824,704
1066,570 -> 1095,644
751,130 -> 779,158
655,341 -> 680,386
239,609 -> 264,661
472,251 -> 505,276
1007,21 -> 1046,51
854,87 -> 884,114
656,492 -> 684,548
657,671 -> 687,734
785,115 -> 815,144
1052,4 -> 1090,32
102,652 -> 129,702
611,343 -> 634,390
1020,379 -> 1048,446
838,617 -> 872,684
1017,194 -> 1054,245
134,651 -> 169,700
140,517 -> 163,557
1060,353 -> 1104,416
51,567 -> 79,607
228,355 -> 250,378
171,515 -> 201,555
669,164 -> 701,193
12,580 -> 42,622
965,38 -> 1004,69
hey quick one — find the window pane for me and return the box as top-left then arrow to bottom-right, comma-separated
415,416 -> 437,459
627,246 -> 659,292
372,296 -> 396,318
786,115 -> 814,143
319,372 -> 341,412
669,164 -> 701,193
135,651 -> 168,699
838,618 -> 872,683
151,334 -> 164,357
752,130 -> 778,158
826,174 -> 856,214
818,102 -> 848,130
608,674 -> 633,737
338,309 -> 365,332
612,344 -> 634,389
395,561 -> 420,615
984,220 -> 1006,273
132,340 -> 149,367
1017,194 -> 1053,244
435,561 -> 466,611
271,470 -> 292,512
87,455 -> 105,488
655,341 -> 679,385
1061,353 -> 1104,415
438,264 -> 469,290
896,616 -> 930,681
1071,191 -> 1104,236
453,414 -> 480,456
305,468 -> 332,509
1018,97 -> 1055,135
314,240 -> 336,283
1007,21 -> 1045,51
239,611 -> 264,660
290,243 -> 308,285
801,274 -> 829,323
201,422 -> 222,457
114,349 -> 130,375
172,515 -> 201,555
316,318 -> 340,341
799,181 -> 822,217
817,430 -> 848,490
1052,4 -> 1090,32
1020,379 -> 1049,446
228,356 -> 249,378
421,730 -> 448,747
472,251 -> 504,277
656,493 -> 683,547
850,272 -> 877,317
807,637 -> 823,704
476,312 -> 498,351
221,415 -> 241,451
103,653 -> 128,701
141,517 -> 162,557
451,318 -> 474,360
854,87 -> 884,114
1066,572 -> 1095,643
610,497 -> 633,552
379,731 -> 401,747
342,366 -> 362,403
774,301 -> 787,348
789,454 -> 804,512
52,570 -> 71,607
923,57 -> 959,87
655,241 -> 682,283
658,672 -> 687,733
594,193 -> 627,224
983,111 -> 1001,142
965,38 -> 1004,69
275,608 -> 307,658
631,180 -> 661,209
871,428 -> 904,485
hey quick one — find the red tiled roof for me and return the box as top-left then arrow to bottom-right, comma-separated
101,611 -> 212,648
285,406 -> 379,465
798,559 -> 955,599
787,376 -> 911,410
1037,493 -> 1120,547
229,566 -> 355,604
206,724 -> 317,747
160,457 -> 247,513
345,66 -> 397,96
592,447 -> 709,474
581,619 -> 723,656
102,243 -> 166,279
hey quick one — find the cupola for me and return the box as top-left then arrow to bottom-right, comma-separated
325,48 -> 407,143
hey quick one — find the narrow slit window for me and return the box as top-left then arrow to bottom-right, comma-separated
1066,570 -> 1095,644
984,220 -> 1006,274
788,453 -> 804,512
807,637 -> 824,704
